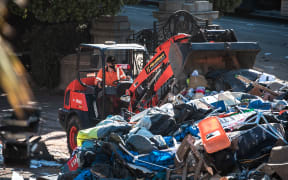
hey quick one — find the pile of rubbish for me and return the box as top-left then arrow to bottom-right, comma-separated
59,69 -> 288,180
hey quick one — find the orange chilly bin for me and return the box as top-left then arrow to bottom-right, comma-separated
198,116 -> 231,154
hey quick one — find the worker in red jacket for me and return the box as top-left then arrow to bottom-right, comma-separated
94,56 -> 128,88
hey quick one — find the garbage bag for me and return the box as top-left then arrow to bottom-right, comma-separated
118,149 -> 175,171
149,114 -> 177,136
77,118 -> 131,146
237,123 -> 285,158
78,141 -> 110,169
126,134 -> 156,154
150,135 -> 168,150
79,150 -> 96,169
230,123 -> 286,169
136,115 -> 152,129
208,149 -> 236,175
127,127 -> 154,139
219,92 -> 240,106
174,125 -> 200,141
130,105 -> 174,123
248,99 -> 271,110
159,103 -> 175,117
173,103 -> 209,123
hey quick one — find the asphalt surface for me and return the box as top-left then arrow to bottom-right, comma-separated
0,91 -> 68,179
214,16 -> 288,80
0,4 -> 287,179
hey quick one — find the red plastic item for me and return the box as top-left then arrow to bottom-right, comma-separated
116,64 -> 131,70
198,116 -> 231,154
67,153 -> 78,171
279,110 -> 288,115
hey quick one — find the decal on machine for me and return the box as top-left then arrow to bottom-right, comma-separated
76,99 -> 83,104
145,52 -> 166,74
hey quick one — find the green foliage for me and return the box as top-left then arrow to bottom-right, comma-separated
9,0 -> 139,23
7,0 -> 139,88
209,0 -> 242,14
28,23 -> 89,88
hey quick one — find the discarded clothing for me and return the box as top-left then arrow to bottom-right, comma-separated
126,134 -> 156,154
77,117 -> 131,146
174,125 -> 200,141
118,149 -> 175,171
248,99 -> 271,110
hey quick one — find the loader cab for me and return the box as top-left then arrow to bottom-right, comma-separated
59,42 -> 148,153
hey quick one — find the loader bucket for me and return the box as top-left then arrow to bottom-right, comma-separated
169,41 -> 260,83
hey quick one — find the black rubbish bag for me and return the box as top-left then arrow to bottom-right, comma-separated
208,149 -> 236,176
126,134 -> 156,154
149,114 -> 177,136
173,103 -> 210,124
234,123 -> 285,169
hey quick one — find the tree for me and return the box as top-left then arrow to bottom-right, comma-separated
7,0 -> 139,89
9,0 -> 139,23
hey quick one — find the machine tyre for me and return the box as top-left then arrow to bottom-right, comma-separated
67,115 -> 81,154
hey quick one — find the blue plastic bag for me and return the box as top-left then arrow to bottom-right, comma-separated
248,99 -> 271,110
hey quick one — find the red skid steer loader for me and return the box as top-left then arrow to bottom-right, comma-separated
126,30 -> 260,112
59,29 -> 260,153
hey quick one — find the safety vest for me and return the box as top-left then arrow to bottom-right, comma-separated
94,66 -> 127,86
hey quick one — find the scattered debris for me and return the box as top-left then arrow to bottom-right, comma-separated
30,160 -> 62,168
58,69 -> 288,179
12,171 -> 24,180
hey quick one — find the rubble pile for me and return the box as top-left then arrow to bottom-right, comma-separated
59,69 -> 288,180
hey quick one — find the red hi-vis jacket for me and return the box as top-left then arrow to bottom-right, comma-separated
94,66 -> 127,86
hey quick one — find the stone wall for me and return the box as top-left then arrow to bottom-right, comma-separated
154,0 -> 219,25
58,53 -> 91,90
90,16 -> 133,43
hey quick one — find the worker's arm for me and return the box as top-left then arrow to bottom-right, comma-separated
119,68 -> 129,80
94,69 -> 103,88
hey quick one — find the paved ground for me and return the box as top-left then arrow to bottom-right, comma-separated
0,90 -> 68,179
0,4 -> 287,179
214,16 -> 288,80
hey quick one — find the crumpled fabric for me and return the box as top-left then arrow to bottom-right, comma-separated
248,99 -> 271,110
118,149 -> 175,171
136,116 -> 152,129
74,169 -> 93,180
126,134 -> 156,154
77,116 -> 131,146
174,125 -> 200,141
127,127 -> 154,139
130,104 -> 174,123
131,107 -> 177,136
174,103 -> 209,123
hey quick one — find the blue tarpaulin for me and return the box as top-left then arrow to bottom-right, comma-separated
118,149 -> 175,171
